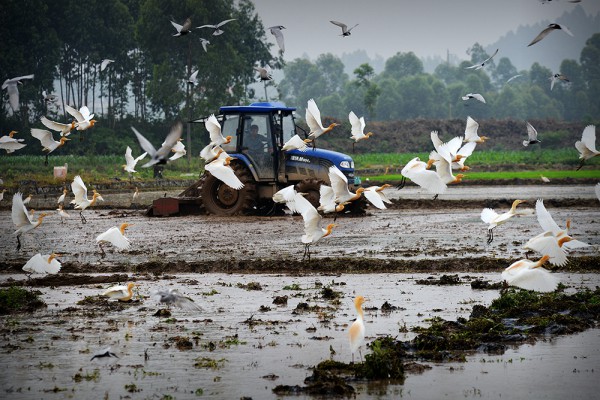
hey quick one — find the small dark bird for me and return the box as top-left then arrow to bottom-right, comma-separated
171,18 -> 193,37
152,288 -> 203,311
528,23 -> 573,47
330,20 -> 358,36
550,73 -> 569,90
90,347 -> 119,361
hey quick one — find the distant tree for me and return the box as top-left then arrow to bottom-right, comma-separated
315,54 -> 348,94
382,52 -> 423,80
352,63 -> 380,119
492,57 -> 518,88
580,33 -> 600,117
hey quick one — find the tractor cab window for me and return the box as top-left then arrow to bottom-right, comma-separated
242,114 -> 274,180
220,115 -> 238,153
281,113 -> 296,144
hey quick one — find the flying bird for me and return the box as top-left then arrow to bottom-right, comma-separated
330,20 -> 358,36
348,296 -> 366,363
465,48 -> 499,70
462,93 -> 486,103
523,122 -> 541,146
31,129 -> 70,165
282,134 -> 312,152
187,70 -> 199,86
534,199 -> 590,251
204,156 -> 244,190
505,74 -> 523,85
0,130 -> 26,153
2,74 -> 34,112
199,38 -> 210,52
103,282 -> 136,301
168,139 -> 186,161
349,111 -> 373,152
574,125 -> 598,170
317,184 -> 347,214
40,116 -> 76,137
501,255 -> 558,292
22,253 -> 61,275
550,73 -> 569,90
306,99 -> 339,147
197,18 -> 236,36
523,231 -> 572,266
363,184 -> 392,210
65,105 -> 97,131
132,121 -> 183,167
96,223 -> 132,257
463,116 -> 489,143
12,192 -> 48,251
528,23 -> 573,47
152,288 -> 203,311
42,90 -> 59,104
199,143 -> 224,163
205,114 -> 232,146
254,66 -> 273,81
328,165 -> 365,206
269,25 -> 286,53
171,18 -> 193,36
71,175 -> 103,223
123,146 -> 147,173
399,157 -> 447,195
100,59 -> 114,72
480,199 -> 527,244
90,347 -> 119,361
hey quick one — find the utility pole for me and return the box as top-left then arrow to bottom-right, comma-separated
186,38 -> 192,166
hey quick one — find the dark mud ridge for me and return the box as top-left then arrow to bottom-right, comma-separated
273,287 -> 600,396
1,256 -> 599,287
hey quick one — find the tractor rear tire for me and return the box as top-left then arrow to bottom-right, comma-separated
295,178 -> 323,210
199,162 -> 257,215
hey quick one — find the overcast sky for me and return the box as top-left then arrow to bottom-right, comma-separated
252,0 -> 600,62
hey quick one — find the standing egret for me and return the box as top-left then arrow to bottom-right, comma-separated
57,188 -> 68,204
575,125 -> 598,170
96,223 -> 132,257
132,187 -> 140,203
71,175 -> 103,223
22,253 -> 62,275
349,296 -> 366,363
481,200 -> 527,244
501,255 -> 558,292
12,192 -> 48,251
103,283 -> 136,301
56,204 -> 70,223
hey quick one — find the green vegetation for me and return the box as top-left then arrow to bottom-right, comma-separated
193,357 -> 226,370
0,287 -> 46,315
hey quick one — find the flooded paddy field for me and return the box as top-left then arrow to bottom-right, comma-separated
0,184 -> 599,399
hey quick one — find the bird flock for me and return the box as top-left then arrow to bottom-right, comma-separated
1,3 -> 599,367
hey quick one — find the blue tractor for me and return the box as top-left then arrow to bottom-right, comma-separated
162,102 -> 363,216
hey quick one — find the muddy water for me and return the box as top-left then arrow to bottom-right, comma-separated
1,272 -> 599,399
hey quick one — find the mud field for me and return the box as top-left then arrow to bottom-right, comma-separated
1,184 -> 599,399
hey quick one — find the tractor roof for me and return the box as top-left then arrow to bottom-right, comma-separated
220,102 -> 296,114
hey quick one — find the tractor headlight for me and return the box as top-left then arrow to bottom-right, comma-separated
339,161 -> 351,169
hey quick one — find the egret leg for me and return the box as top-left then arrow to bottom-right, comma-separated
99,243 -> 106,258
432,194 -> 439,200
16,235 -> 22,251
486,229 -> 494,245
312,138 -> 317,151
396,176 -> 406,190
302,244 -> 311,261
352,142 -> 356,153
576,160 -> 585,171
44,154 -> 49,166
359,348 -> 363,362
80,211 -> 87,224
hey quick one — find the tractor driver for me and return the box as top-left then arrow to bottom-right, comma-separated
247,124 -> 267,152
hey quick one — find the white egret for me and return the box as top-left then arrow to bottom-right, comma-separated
523,231 -> 572,267
282,134 -> 312,152
22,253 -> 62,275
575,125 -> 598,170
168,139 -> 186,161
349,111 -> 373,151
363,184 -> 392,210
187,70 -> 199,86
399,157 -> 447,195
57,188 -> 68,204
534,199 -> 589,250
31,128 -> 70,165
328,165 -> 365,206
205,114 -> 232,146
65,105 -> 96,131
12,192 -> 48,251
502,255 -> 558,292
200,144 -> 224,163
0,130 -> 27,153
317,184 -> 346,214
56,204 -> 70,223
349,296 -> 366,363
480,199 -> 527,244
463,116 -> 489,143
41,116 -> 76,137
103,282 -> 136,301
96,223 -> 132,257
306,99 -> 339,148
204,156 -> 244,190
71,175 -> 103,223
123,146 -> 147,173
100,59 -> 115,72
132,187 -> 140,203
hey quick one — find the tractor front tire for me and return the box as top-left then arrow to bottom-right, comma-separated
199,162 -> 257,215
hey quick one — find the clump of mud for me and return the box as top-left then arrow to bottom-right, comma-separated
415,274 -> 461,285
0,286 -> 46,314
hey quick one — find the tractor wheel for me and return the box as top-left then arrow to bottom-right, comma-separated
199,162 -> 257,215
295,178 -> 324,210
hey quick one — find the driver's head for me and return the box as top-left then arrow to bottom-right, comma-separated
250,124 -> 259,134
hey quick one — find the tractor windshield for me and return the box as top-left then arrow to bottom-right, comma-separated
220,115 -> 239,153
281,113 -> 296,143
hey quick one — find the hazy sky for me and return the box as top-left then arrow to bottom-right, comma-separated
252,0 -> 600,61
